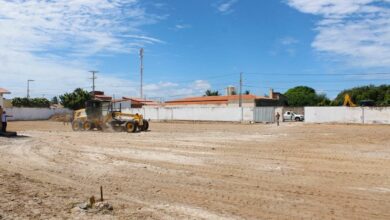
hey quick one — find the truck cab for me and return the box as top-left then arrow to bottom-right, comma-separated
283,111 -> 304,121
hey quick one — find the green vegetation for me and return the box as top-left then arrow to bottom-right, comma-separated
204,90 -> 220,96
51,96 -> 59,105
12,97 -> 50,108
283,85 -> 389,107
59,88 -> 91,110
284,86 -> 330,107
332,85 -> 390,106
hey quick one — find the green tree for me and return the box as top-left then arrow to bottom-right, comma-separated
51,96 -> 59,105
332,84 -> 390,106
12,97 -> 50,108
244,90 -> 250,95
284,86 -> 330,106
317,94 -> 331,106
204,90 -> 220,96
59,88 -> 91,110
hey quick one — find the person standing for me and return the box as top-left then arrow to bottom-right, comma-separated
1,111 -> 12,132
275,112 -> 280,126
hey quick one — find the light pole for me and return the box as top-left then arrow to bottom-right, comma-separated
239,72 -> 243,107
140,48 -> 144,99
89,71 -> 98,94
27,79 -> 35,99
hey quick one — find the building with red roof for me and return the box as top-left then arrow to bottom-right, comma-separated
90,91 -> 112,101
113,97 -> 160,108
0,88 -> 11,108
165,89 -> 287,107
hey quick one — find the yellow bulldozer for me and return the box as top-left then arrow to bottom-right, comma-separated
71,100 -> 148,133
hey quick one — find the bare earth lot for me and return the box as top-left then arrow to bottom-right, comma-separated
0,121 -> 389,219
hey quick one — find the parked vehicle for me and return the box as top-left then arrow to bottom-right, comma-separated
283,111 -> 304,121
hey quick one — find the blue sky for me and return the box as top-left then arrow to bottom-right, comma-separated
0,0 -> 389,100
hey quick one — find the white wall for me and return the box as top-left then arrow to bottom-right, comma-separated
123,107 -> 255,122
305,107 -> 390,124
363,107 -> 390,124
0,94 -> 3,108
4,108 -> 72,121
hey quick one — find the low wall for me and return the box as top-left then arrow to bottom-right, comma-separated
305,107 -> 390,124
123,107 -> 254,122
5,108 -> 72,121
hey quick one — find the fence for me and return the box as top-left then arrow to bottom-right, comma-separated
304,107 -> 390,124
5,107 -> 72,121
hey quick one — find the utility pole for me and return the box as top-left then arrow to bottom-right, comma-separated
27,79 -> 34,99
89,70 -> 98,94
140,48 -> 144,99
239,72 -> 243,107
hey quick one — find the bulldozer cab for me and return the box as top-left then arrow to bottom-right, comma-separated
85,100 -> 111,120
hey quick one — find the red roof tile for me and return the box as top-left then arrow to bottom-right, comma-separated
122,97 -> 159,105
165,95 -> 268,105
0,88 -> 10,94
94,94 -> 112,101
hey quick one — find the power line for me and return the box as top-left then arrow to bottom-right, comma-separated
242,84 -> 344,92
241,79 -> 389,84
245,72 -> 390,76
165,73 -> 237,84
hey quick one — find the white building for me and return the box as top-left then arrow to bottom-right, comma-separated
0,88 -> 11,108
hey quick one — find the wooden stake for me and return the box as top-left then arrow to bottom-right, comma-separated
100,186 -> 104,201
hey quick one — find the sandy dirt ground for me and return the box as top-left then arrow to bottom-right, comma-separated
0,121 -> 389,219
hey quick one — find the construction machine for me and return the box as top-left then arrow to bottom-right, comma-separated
71,100 -> 149,133
343,94 -> 357,107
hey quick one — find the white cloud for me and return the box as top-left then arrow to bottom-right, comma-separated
269,37 -> 299,57
280,37 -> 299,45
122,35 -> 165,44
141,80 -> 211,100
192,80 -> 212,91
0,0 -> 162,55
0,0 -> 165,98
286,0 -> 390,68
286,0 -> 375,16
216,0 -> 239,14
175,24 -> 192,30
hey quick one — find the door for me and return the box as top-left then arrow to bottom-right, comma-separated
253,107 -> 275,123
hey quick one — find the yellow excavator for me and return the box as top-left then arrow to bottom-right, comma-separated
343,94 -> 357,107
71,100 -> 148,133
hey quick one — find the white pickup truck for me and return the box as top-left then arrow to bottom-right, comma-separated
283,111 -> 304,121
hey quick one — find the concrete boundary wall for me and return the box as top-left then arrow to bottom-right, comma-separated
5,108 -> 72,121
305,107 -> 390,124
5,106 -> 388,124
123,107 -> 255,122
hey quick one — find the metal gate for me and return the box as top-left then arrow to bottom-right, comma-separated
253,107 -> 275,123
